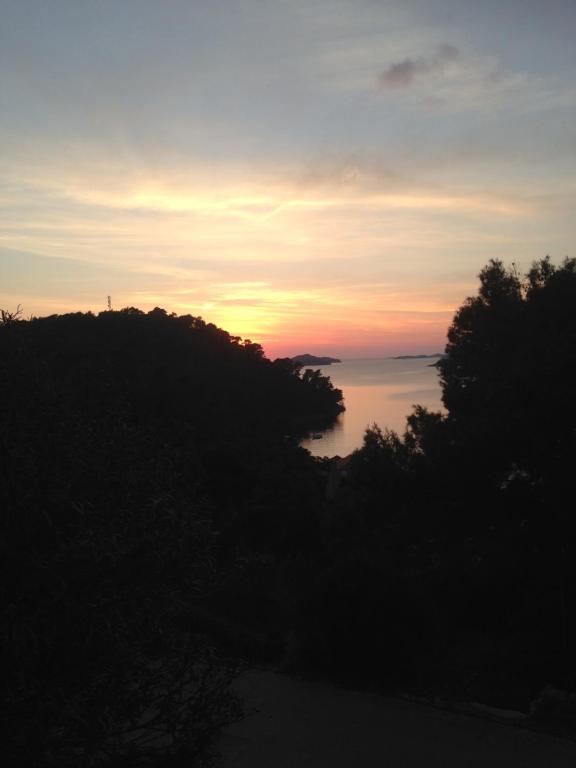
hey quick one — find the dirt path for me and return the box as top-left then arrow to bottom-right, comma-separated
219,671 -> 576,767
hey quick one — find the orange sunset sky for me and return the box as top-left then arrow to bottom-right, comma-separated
1,0 -> 575,358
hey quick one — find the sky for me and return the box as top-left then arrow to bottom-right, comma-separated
1,0 -> 575,357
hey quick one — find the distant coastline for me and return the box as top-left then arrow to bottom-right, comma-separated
292,354 -> 342,366
391,353 -> 444,360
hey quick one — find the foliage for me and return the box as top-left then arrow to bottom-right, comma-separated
0,308 -> 342,765
5,256 -> 576,727
439,256 -> 576,481
0,373 -> 235,766
284,256 -> 576,707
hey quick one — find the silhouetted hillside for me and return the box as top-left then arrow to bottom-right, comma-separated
0,307 -> 343,767
1,308 -> 343,442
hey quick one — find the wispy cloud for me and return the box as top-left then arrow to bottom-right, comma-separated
378,44 -> 460,89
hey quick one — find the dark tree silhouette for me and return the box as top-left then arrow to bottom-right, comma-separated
285,256 -> 576,709
439,256 -> 576,483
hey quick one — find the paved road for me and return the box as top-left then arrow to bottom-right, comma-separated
219,671 -> 576,767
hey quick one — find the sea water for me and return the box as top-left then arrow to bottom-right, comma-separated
300,357 -> 444,458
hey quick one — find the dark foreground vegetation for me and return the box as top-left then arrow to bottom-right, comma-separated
2,256 -> 576,765
289,257 -> 576,713
0,308 -> 342,766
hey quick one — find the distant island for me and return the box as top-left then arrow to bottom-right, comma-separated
292,354 -> 342,366
391,353 -> 444,360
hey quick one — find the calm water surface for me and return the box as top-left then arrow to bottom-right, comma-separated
301,357 -> 444,458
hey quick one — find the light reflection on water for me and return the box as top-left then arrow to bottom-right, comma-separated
300,357 -> 444,458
